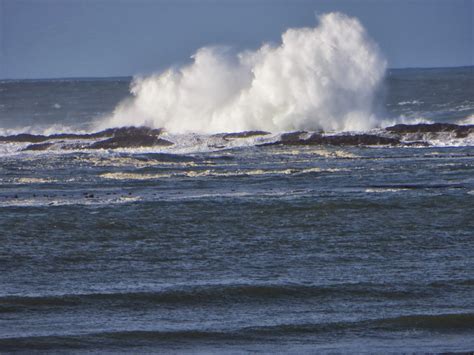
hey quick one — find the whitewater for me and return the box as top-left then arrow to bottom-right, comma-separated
98,13 -> 387,134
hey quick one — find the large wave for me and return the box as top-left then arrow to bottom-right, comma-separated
97,12 -> 387,134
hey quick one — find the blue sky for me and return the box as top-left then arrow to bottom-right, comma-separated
0,0 -> 472,79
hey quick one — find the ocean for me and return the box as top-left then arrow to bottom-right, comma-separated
0,66 -> 473,353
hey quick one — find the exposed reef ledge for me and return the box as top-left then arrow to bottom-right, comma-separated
263,123 -> 474,147
0,123 -> 472,151
386,123 -> 474,138
16,127 -> 173,151
261,132 -> 401,147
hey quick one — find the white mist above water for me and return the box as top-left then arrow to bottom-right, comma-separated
99,12 -> 387,134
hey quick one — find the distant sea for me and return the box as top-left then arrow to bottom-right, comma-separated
0,66 -> 473,352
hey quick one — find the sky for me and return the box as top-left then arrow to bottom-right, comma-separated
0,0 -> 472,79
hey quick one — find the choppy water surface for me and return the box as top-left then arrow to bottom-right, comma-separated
0,67 -> 473,352
1,144 -> 473,352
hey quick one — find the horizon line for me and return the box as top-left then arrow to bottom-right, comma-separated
1,65 -> 472,81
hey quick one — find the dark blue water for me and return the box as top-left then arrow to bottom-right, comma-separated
0,67 -> 473,352
385,66 -> 474,123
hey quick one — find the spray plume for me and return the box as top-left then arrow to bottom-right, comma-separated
98,12 -> 387,134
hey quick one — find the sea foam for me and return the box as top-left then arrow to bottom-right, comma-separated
98,13 -> 387,134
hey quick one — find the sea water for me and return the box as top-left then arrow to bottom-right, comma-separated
0,14 -> 473,352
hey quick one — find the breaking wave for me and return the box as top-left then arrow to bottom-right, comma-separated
98,12 -> 387,134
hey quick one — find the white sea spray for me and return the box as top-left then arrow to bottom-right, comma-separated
98,13 -> 387,134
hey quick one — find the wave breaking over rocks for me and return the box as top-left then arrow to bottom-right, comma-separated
0,123 -> 472,154
99,12 -> 386,134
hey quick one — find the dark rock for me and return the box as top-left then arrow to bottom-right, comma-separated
257,131 -> 306,146
0,131 -> 110,143
111,126 -> 163,137
90,136 -> 173,149
264,132 -> 400,146
0,126 -> 165,145
87,126 -> 172,149
0,133 -> 49,143
22,142 -> 55,151
222,131 -> 270,140
386,123 -> 474,138
279,131 -> 308,144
